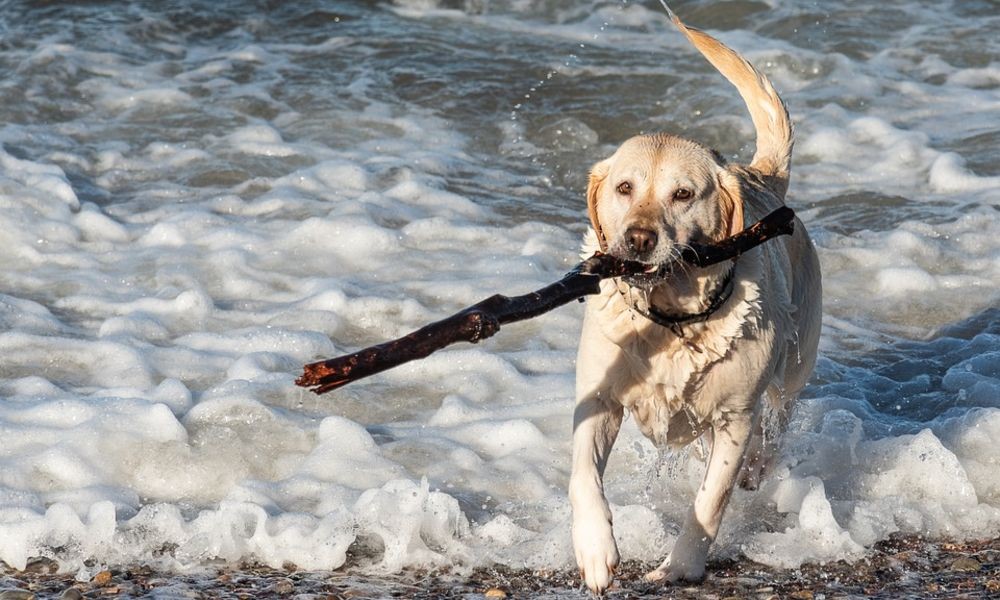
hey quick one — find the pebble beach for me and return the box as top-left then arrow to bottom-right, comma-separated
3,535 -> 1000,598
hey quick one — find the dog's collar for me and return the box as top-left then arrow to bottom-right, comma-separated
618,264 -> 736,338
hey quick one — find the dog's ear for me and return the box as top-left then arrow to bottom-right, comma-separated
587,159 -> 611,251
717,168 -> 745,239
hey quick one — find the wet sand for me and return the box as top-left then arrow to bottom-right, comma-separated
2,535 -> 998,599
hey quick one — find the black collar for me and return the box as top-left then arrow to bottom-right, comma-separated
619,265 -> 736,338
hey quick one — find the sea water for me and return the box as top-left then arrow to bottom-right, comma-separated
0,0 -> 998,579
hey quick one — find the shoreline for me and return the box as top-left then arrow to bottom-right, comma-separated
2,535 -> 998,599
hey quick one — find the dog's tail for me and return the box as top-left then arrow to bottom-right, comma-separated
661,2 -> 793,192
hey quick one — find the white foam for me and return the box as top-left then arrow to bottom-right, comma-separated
90,84 -> 194,113
744,478 -> 865,568
947,66 -> 1000,89
0,148 -> 80,213
0,295 -> 65,335
820,209 -> 1000,332
929,152 -> 1000,193
224,125 -> 299,158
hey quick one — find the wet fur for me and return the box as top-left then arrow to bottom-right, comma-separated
570,10 -> 822,594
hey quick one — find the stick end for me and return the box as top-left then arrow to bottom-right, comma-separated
773,206 -> 796,236
295,361 -> 337,390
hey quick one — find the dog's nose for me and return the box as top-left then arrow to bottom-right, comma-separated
625,227 -> 658,255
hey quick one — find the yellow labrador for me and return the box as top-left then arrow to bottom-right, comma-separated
570,10 -> 822,594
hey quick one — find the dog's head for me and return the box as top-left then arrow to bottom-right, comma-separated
587,133 -> 743,286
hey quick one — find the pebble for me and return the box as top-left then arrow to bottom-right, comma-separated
789,591 -> 814,600
21,558 -> 58,575
273,578 -> 294,595
950,556 -> 982,572
59,589 -> 84,600
92,571 -> 113,586
985,579 -> 1000,593
484,589 -> 507,599
0,590 -> 35,600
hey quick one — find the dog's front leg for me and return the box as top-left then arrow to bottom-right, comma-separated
646,413 -> 751,583
570,389 -> 623,595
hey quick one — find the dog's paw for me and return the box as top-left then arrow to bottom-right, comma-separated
644,558 -> 706,584
644,535 -> 708,584
573,516 -> 620,595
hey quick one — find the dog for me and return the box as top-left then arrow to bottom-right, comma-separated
569,8 -> 822,594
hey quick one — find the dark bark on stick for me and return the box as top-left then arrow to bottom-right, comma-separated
296,206 -> 795,394
681,205 -> 795,267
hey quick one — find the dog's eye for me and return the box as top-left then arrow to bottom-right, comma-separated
616,181 -> 632,195
673,187 -> 693,201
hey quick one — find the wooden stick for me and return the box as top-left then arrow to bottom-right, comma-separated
296,206 -> 795,394
681,205 -> 795,267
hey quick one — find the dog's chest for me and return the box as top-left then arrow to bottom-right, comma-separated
612,341 -> 717,447
590,279 -> 765,447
